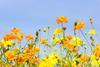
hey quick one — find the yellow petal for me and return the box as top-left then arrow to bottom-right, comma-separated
88,29 -> 96,34
53,28 -> 63,35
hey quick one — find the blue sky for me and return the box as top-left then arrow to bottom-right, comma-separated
0,0 -> 100,38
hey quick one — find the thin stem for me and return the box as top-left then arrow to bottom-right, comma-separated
80,29 -> 93,54
91,24 -> 100,42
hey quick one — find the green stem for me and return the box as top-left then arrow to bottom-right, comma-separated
80,29 -> 93,54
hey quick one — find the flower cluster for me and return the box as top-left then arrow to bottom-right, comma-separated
0,16 -> 100,67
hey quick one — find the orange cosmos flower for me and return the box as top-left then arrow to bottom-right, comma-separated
3,33 -> 15,41
66,35 -> 73,40
0,42 -> 4,47
15,33 -> 24,42
34,57 -> 40,62
79,55 -> 89,62
29,57 -> 40,64
3,34 -> 12,41
3,34 -> 8,41
15,36 -> 22,42
29,58 -> 34,64
94,44 -> 100,58
63,41 -> 74,50
74,21 -> 86,30
11,27 -> 20,34
40,39 -> 48,45
23,47 -> 39,58
26,34 -> 34,40
77,64 -> 82,67
15,54 -> 26,64
5,51 -> 16,61
0,64 -> 2,67
73,47 -> 78,55
56,16 -> 68,24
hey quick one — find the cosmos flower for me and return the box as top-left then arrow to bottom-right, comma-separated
5,48 -> 19,61
94,44 -> 100,58
26,34 -> 34,40
29,57 -> 40,64
52,37 -> 60,43
3,34 -> 15,41
74,20 -> 86,30
15,54 -> 27,64
5,51 -> 16,61
11,27 -> 20,34
53,27 -> 63,35
91,60 -> 98,66
73,47 -> 78,55
88,29 -> 96,35
56,16 -> 68,24
90,55 -> 96,60
0,17 -> 99,66
0,39 -> 13,47
40,39 -> 48,45
66,35 -> 73,40
15,33 -> 24,42
64,41 -> 74,50
39,53 -> 61,67
79,55 -> 89,62
71,36 -> 83,46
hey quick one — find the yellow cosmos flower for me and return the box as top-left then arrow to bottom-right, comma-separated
52,37 -> 60,43
91,60 -> 98,66
39,60 -> 54,67
39,59 -> 54,67
1,39 -> 13,47
98,59 -> 100,65
71,61 -> 76,67
34,46 -> 40,52
71,37 -> 83,46
88,29 -> 96,34
53,28 -> 63,35
13,48 -> 19,52
64,60 -> 77,67
49,53 -> 61,63
39,53 -> 61,67
90,55 -> 96,60
4,64 -> 11,67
